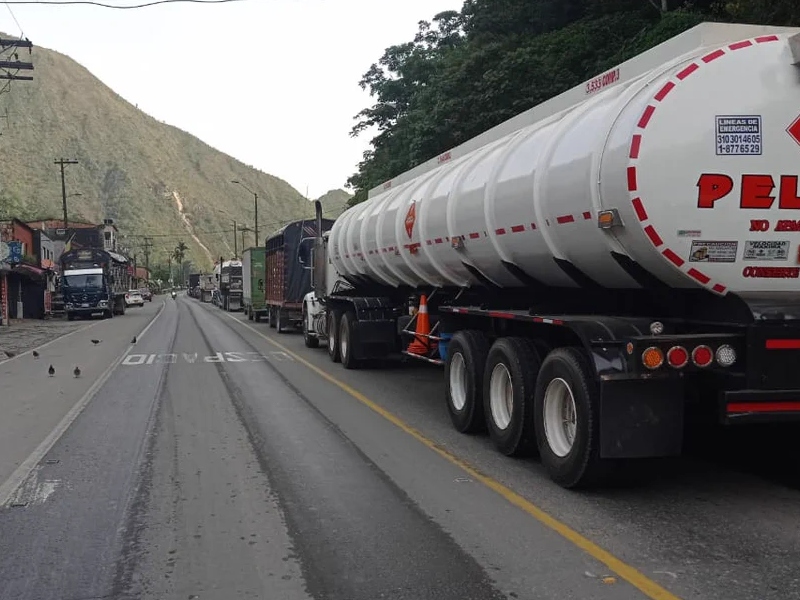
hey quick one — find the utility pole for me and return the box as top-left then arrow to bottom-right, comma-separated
0,37 -> 34,83
55,158 -> 78,231
231,180 -> 258,248
233,220 -> 238,259
142,237 -> 153,281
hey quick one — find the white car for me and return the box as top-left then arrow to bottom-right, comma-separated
125,290 -> 145,307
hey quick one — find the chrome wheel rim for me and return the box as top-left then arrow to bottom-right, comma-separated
489,363 -> 513,430
449,352 -> 467,411
542,378 -> 577,457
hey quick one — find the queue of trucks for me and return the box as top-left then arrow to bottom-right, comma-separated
194,23 -> 800,489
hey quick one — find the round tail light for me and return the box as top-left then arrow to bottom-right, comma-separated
667,346 -> 689,368
642,346 -> 664,370
692,345 -> 714,367
716,344 -> 737,367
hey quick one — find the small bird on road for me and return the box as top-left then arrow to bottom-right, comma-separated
32,350 -> 39,358
131,336 -> 137,344
48,365 -> 55,376
91,339 -> 101,345
73,366 -> 81,378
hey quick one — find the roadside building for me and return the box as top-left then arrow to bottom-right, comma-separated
0,219 -> 54,320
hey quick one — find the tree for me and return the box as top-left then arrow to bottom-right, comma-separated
173,241 -> 188,266
170,242 -> 191,285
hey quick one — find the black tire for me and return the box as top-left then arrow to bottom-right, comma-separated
339,310 -> 360,369
445,330 -> 490,434
303,305 -> 319,348
67,312 -> 75,321
268,308 -> 277,329
534,347 -> 608,489
327,310 -> 341,362
483,338 -> 541,457
254,311 -> 261,323
276,308 -> 286,334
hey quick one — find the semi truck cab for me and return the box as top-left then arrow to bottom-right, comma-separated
62,267 -> 113,320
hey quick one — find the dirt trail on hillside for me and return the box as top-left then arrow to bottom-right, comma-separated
172,191 -> 213,264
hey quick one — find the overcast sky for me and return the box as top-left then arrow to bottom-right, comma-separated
1,0 -> 464,199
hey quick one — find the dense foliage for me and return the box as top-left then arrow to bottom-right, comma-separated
346,0 -> 800,205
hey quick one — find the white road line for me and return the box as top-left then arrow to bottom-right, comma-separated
0,301 -> 167,507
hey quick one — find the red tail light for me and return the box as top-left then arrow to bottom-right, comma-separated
666,346 -> 689,368
692,345 -> 713,367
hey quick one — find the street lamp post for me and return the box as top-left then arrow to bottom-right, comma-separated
231,180 -> 258,247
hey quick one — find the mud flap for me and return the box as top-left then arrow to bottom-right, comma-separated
599,378 -> 684,459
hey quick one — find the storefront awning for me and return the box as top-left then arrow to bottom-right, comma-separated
12,263 -> 48,280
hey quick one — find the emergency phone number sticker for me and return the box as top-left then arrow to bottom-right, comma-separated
715,116 -> 762,156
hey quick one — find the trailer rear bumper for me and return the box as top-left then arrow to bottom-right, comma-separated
721,390 -> 800,424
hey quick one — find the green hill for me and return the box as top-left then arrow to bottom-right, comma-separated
315,189 -> 352,219
0,39 -> 315,270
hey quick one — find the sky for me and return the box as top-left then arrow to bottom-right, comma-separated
1,0 -> 464,199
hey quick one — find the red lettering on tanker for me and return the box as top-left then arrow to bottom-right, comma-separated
697,174 -> 800,210
750,219 -> 769,232
585,68 -> 620,95
405,201 -> 416,239
697,174 -> 733,208
775,219 -> 800,231
743,266 -> 800,278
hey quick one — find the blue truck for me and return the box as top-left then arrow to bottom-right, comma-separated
60,247 -> 131,320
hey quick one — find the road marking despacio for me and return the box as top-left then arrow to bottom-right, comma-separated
224,312 -> 683,600
121,351 -> 293,365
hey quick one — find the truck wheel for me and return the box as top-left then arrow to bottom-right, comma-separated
445,330 -> 489,434
303,305 -> 319,349
268,308 -> 276,329
339,311 -> 360,369
534,347 -> 608,489
276,308 -> 286,333
254,311 -> 261,323
246,306 -> 253,320
327,310 -> 341,362
483,338 -> 540,457
67,312 -> 75,321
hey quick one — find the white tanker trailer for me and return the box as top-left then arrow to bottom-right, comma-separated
303,23 -> 800,488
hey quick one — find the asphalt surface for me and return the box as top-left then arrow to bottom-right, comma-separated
0,293 -> 797,600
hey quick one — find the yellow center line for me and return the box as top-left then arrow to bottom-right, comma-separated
225,311 -> 682,600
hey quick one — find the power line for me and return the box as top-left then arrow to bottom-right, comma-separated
0,0 -> 247,7
4,3 -> 24,37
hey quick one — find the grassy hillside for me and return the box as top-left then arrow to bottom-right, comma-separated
315,189 -> 352,219
0,39 -> 314,270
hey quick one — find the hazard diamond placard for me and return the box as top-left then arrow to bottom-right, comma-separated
787,115 -> 800,147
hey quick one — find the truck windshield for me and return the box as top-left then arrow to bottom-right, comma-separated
63,274 -> 104,289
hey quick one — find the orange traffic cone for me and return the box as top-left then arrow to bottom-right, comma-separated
407,295 -> 430,355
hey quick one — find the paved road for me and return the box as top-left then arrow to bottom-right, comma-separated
0,293 -> 798,600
